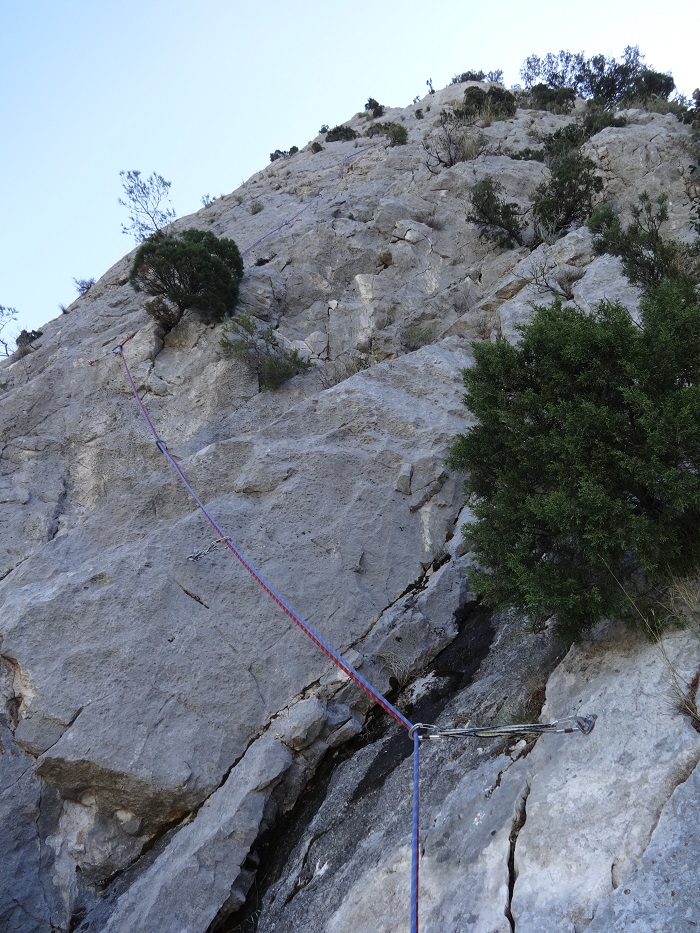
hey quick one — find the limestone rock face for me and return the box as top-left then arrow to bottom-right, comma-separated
1,79 -> 699,932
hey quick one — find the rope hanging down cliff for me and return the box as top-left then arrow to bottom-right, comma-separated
110,335 -> 596,933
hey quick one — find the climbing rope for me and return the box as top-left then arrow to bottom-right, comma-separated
103,145 -> 598,929
111,336 -> 598,933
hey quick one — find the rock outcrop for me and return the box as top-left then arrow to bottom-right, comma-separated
1,80 -> 699,932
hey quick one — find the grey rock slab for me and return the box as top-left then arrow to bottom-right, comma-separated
586,757 -> 700,932
256,610 -> 563,933
511,623 -> 700,933
1,337 -> 470,886
92,734 -> 292,933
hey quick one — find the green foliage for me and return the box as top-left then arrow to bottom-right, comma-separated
532,151 -> 603,237
270,146 -> 300,161
520,46 -> 675,110
449,292 -> 700,638
467,178 -> 526,247
311,142 -> 324,153
143,296 -> 184,331
460,86 -> 516,121
221,314 -> 312,390
581,102 -> 627,136
367,121 -> 408,145
365,97 -> 385,118
119,170 -> 176,243
325,125 -> 358,142
451,69 -> 504,85
509,147 -> 545,162
250,201 -> 264,215
415,108 -> 424,120
529,83 -> 576,113
129,229 -> 244,327
452,70 -> 485,84
588,193 -> 699,290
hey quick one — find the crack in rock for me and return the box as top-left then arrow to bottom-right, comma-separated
505,784 -> 530,933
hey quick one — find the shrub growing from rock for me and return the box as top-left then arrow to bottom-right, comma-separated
532,150 -> 603,238
449,290 -> 700,639
588,193 -> 700,290
467,178 -> 526,247
129,229 -> 244,328
367,122 -> 408,146
365,98 -> 385,118
325,125 -> 358,142
221,313 -> 312,390
520,46 -> 675,111
460,86 -> 516,121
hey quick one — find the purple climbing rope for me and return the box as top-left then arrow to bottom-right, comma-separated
114,342 -> 413,732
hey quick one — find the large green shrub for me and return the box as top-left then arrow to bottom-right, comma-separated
532,151 -> 603,236
130,229 -> 244,327
325,125 -> 358,142
467,178 -> 526,247
449,291 -> 700,638
588,193 -> 700,290
529,83 -> 576,114
520,46 -> 675,110
460,86 -> 516,121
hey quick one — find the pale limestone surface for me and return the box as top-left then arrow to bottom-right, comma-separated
1,81 -> 698,932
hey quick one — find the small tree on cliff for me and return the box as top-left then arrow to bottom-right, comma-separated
449,287 -> 700,639
129,229 -> 244,329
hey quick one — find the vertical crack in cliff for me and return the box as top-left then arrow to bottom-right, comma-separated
46,478 -> 68,542
504,784 -> 530,933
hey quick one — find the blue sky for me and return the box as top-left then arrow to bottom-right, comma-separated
1,0 -> 696,340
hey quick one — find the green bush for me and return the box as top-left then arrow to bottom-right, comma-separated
129,229 -> 244,327
326,125 -> 358,142
311,142 -> 324,153
520,46 -> 675,110
532,151 -> 603,237
467,178 -> 526,247
509,146 -> 545,162
221,313 -> 312,390
581,103 -> 627,136
460,86 -> 516,121
529,83 -> 576,113
365,97 -> 385,118
588,193 -> 699,290
367,121 -> 408,145
452,70 -> 485,84
449,291 -> 700,638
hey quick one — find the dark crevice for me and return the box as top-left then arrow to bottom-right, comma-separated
386,550 -> 457,609
211,600 -> 495,933
174,580 -> 210,609
47,478 -> 68,542
505,785 -> 530,932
